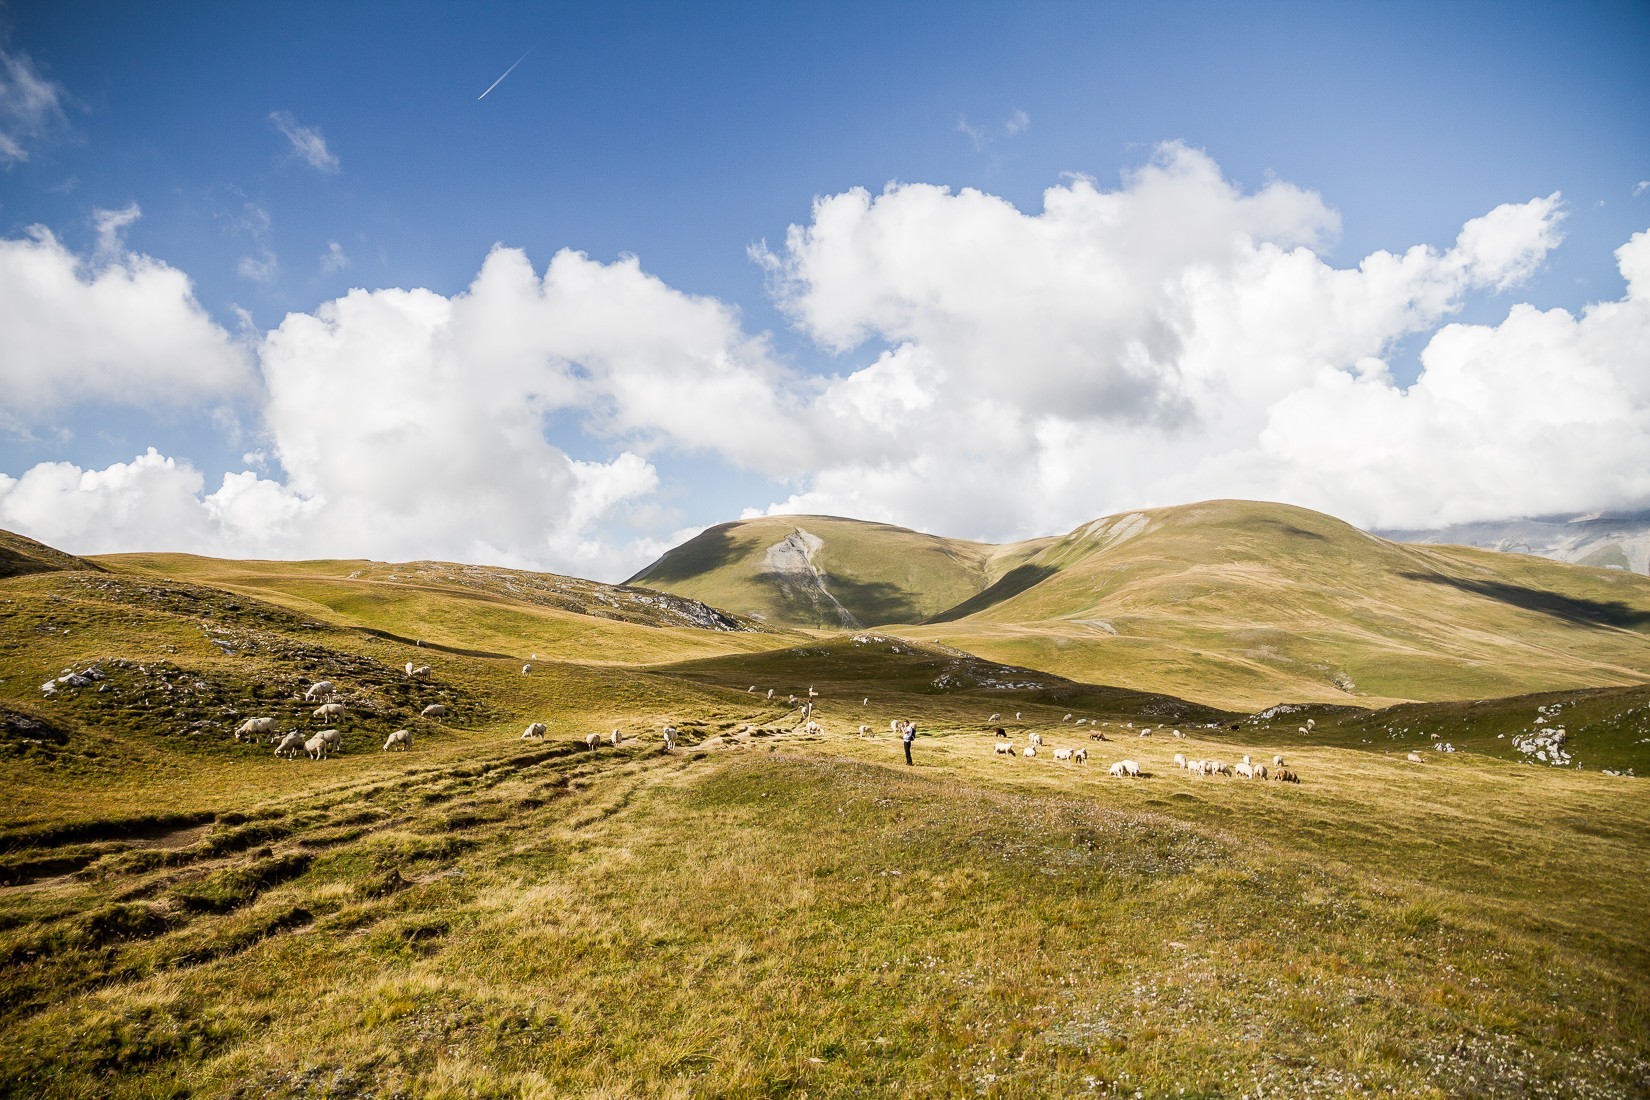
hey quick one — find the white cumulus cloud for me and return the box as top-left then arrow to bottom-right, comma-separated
0,221 -> 255,418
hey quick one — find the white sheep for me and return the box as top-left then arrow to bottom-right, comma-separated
1109,759 -> 1140,778
1187,760 -> 1208,776
1406,752 -> 1424,763
890,719 -> 903,733
1241,754 -> 1252,765
1171,730 -> 1182,738
383,729 -> 412,751
585,731 -> 601,751
521,722 -> 547,740
994,742 -> 1015,756
989,712 -> 1001,722
412,665 -> 432,679
1307,719 -> 1316,730
304,681 -> 335,702
610,728 -> 622,746
313,702 -> 345,721
1054,748 -> 1072,762
858,725 -> 872,735
1253,764 -> 1268,780
305,733 -> 329,760
421,704 -> 447,718
405,661 -> 415,677
521,663 -> 532,675
1073,748 -> 1087,764
1015,712 -> 1021,720
1235,762 -> 1255,779
1062,713 -> 1072,722
766,688 -> 775,700
1172,752 -> 1187,769
274,731 -> 305,758
803,720 -> 823,735
663,726 -> 678,750
1298,726 -> 1308,735
1273,754 -> 1285,766
1029,731 -> 1043,747
1023,745 -> 1038,758
235,716 -> 277,742
863,698 -> 869,706
317,728 -> 342,754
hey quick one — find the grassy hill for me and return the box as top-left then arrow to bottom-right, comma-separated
626,514 -> 1053,629
635,501 -> 1650,709
2,529 -> 1648,1096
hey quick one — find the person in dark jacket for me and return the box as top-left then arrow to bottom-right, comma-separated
902,720 -> 916,765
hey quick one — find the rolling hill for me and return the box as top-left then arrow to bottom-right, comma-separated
632,500 -> 1650,708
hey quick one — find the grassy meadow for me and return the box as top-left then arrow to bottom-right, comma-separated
3,534 -> 1649,1097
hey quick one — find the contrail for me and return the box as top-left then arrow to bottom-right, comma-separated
478,49 -> 531,100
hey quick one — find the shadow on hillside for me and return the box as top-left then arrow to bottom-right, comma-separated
1402,572 -> 1650,631
924,564 -> 1059,624
628,524 -> 738,585
353,627 -> 517,660
827,576 -> 927,627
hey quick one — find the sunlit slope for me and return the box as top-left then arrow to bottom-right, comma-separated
930,501 -> 1650,708
627,514 -> 1052,629
95,553 -> 790,668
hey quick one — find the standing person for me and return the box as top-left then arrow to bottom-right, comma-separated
902,720 -> 916,765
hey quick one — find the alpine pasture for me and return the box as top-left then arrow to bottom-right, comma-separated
2,515 -> 1648,1098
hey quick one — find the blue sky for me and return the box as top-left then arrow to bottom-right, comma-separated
1,1 -> 1647,578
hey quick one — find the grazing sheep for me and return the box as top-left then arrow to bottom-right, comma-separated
1109,759 -> 1141,778
1015,712 -> 1022,720
1306,719 -> 1316,730
585,731 -> 601,751
304,681 -> 335,702
1028,731 -> 1043,747
994,742 -> 1015,756
313,702 -> 345,721
1173,753 -> 1187,769
421,704 -> 447,718
1242,754 -> 1252,765
405,661 -> 415,677
788,695 -> 797,705
1209,761 -> 1231,776
1073,748 -> 1087,764
383,729 -> 412,752
863,698 -> 869,706
1089,731 -> 1109,741
274,731 -> 305,758
1298,727 -> 1309,735
1273,754 -> 1285,766
989,712 -> 1001,722
1171,730 -> 1183,738
412,665 -> 432,679
521,722 -> 547,740
995,727 -> 1008,738
1062,713 -> 1073,722
317,729 -> 342,754
521,663 -> 532,675
1235,762 -> 1255,779
1276,768 -> 1300,783
1054,748 -> 1073,761
1406,752 -> 1424,763
235,716 -> 277,742
305,733 -> 329,760
803,720 -> 823,735
859,724 -> 872,735
1187,760 -> 1208,776
766,688 -> 774,700
610,728 -> 623,746
1023,745 -> 1038,758
890,719 -> 903,733
1076,718 -> 1086,725
663,726 -> 678,750
1254,764 -> 1268,779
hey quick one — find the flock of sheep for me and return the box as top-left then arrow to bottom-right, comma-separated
234,672 -> 451,761
980,718 -> 1303,782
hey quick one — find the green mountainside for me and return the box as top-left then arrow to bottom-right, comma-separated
632,500 -> 1650,708
627,514 -> 1053,629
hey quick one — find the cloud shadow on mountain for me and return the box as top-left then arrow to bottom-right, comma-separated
1401,572 -> 1650,631
924,564 -> 1059,625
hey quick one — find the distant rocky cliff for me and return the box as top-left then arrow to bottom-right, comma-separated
1380,511 -> 1650,576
